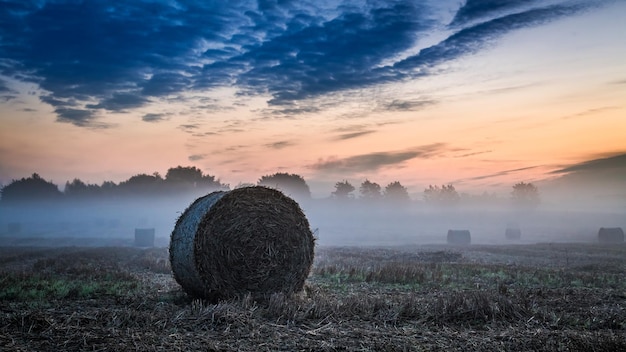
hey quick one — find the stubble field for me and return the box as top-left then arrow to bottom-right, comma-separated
1,241 -> 625,351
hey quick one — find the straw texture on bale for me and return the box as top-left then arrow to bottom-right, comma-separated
170,186 -> 314,301
598,227 -> 624,244
134,228 -> 155,247
447,230 -> 471,245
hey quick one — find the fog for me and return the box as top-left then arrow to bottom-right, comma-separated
0,191 -> 624,248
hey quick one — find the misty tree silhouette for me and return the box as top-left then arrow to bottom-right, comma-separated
384,181 -> 410,204
64,178 -> 102,199
0,173 -> 62,203
423,184 -> 460,207
258,172 -> 311,200
359,179 -> 382,201
164,166 -> 227,193
511,182 -> 540,209
332,180 -> 356,200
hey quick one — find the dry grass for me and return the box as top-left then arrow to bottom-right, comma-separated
1,243 -> 625,351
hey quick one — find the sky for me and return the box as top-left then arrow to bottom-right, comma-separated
0,0 -> 625,198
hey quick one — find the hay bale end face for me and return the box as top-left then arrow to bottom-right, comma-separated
134,228 -> 155,247
505,227 -> 521,240
170,186 -> 315,301
598,227 -> 624,244
447,230 -> 471,245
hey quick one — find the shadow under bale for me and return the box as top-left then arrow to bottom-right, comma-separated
170,186 -> 315,302
598,227 -> 624,244
447,230 -> 471,246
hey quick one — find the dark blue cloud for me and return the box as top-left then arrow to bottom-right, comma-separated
142,113 -> 167,123
54,108 -> 100,127
236,1 -> 426,104
449,0 -> 537,26
0,78 -> 16,100
0,0 -> 610,127
393,3 -> 588,72
87,92 -> 149,111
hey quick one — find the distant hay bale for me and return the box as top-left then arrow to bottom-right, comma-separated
7,222 -> 21,235
135,228 -> 155,247
447,230 -> 471,245
598,227 -> 624,244
169,186 -> 315,301
505,226 -> 521,240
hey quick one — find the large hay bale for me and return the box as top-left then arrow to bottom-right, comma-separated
135,228 -> 155,247
169,186 -> 315,301
447,230 -> 471,245
505,226 -> 521,240
598,227 -> 624,244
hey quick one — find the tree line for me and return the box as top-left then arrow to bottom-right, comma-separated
0,167 -> 540,208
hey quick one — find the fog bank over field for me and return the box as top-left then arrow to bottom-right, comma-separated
0,189 -> 623,248
304,196 -> 625,247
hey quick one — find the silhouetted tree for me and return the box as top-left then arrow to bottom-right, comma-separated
0,173 -> 62,203
423,184 -> 460,206
117,172 -> 164,196
332,180 -> 355,200
511,182 -> 540,209
100,181 -> 118,195
384,181 -> 410,204
164,166 -> 226,192
64,178 -> 101,199
165,166 -> 203,184
359,179 -> 382,201
258,172 -> 311,199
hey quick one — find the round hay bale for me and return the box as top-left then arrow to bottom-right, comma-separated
447,229 -> 471,245
169,186 -> 315,301
598,227 -> 624,244
505,227 -> 521,240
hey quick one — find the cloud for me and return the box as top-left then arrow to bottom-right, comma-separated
551,153 -> 626,175
380,99 -> 435,112
0,78 -> 14,93
0,78 -> 17,101
542,153 -> 626,197
87,93 -> 150,111
458,166 -> 539,182
188,154 -> 207,161
309,143 -> 446,173
334,130 -> 376,140
0,0 -> 612,125
449,0 -> 534,27
561,106 -> 620,120
178,124 -> 201,133
142,113 -> 167,123
393,3 -> 593,73
54,108 -> 111,129
265,141 -> 295,149
452,150 -> 493,158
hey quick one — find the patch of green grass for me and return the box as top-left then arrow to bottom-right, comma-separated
313,261 -> 626,292
0,271 -> 139,301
